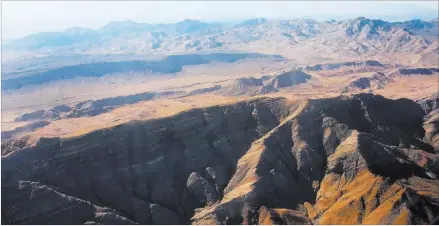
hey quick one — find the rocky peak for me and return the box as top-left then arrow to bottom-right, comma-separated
237,17 -> 268,28
345,17 -> 392,38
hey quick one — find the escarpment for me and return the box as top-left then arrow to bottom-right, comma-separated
2,94 -> 439,225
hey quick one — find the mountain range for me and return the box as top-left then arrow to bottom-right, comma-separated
1,14 -> 439,225
4,17 -> 438,66
2,93 -> 439,224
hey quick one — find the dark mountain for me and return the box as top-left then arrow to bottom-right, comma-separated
2,94 -> 438,224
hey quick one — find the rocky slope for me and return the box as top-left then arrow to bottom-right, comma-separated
298,60 -> 384,72
341,67 -> 439,93
418,93 -> 439,150
341,72 -> 391,93
2,93 -> 439,224
219,70 -> 312,96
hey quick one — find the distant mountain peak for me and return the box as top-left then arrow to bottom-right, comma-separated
177,19 -> 203,24
237,17 -> 268,27
64,26 -> 93,34
3,17 -> 435,57
101,20 -> 149,29
175,19 -> 213,34
402,19 -> 435,30
345,17 -> 392,37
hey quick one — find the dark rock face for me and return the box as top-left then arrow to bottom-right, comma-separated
397,68 -> 439,76
418,93 -> 439,151
268,70 -> 311,89
349,77 -> 371,89
2,94 -> 439,225
192,94 -> 438,224
2,98 -> 294,224
2,180 -> 134,225
417,92 -> 439,115
186,172 -> 219,207
149,204 -> 180,225
386,68 -> 439,78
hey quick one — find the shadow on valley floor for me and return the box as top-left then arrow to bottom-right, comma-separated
1,53 -> 284,90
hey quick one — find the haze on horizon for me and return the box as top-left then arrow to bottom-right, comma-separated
2,1 -> 438,40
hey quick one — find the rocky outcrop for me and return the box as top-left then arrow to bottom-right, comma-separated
186,172 -> 219,207
220,70 -> 311,96
192,93 -> 438,224
267,70 -> 311,89
14,105 -> 72,122
341,72 -> 392,93
417,92 -> 439,114
298,60 -> 383,71
2,97 -> 296,224
2,180 -> 134,224
418,93 -> 439,151
341,67 -> 439,94
187,85 -> 222,96
2,94 -> 439,224
388,67 -> 439,78
219,77 -> 269,96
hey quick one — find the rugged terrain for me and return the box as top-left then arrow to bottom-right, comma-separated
2,59 -> 438,144
2,93 -> 439,224
1,16 -> 439,225
3,17 -> 439,67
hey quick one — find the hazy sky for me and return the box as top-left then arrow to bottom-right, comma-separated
2,1 -> 438,39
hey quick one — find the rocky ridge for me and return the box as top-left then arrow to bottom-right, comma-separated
3,17 -> 438,66
2,93 -> 439,224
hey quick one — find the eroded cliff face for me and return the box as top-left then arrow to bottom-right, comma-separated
2,94 -> 439,225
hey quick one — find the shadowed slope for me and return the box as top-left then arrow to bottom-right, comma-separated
2,94 -> 438,225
